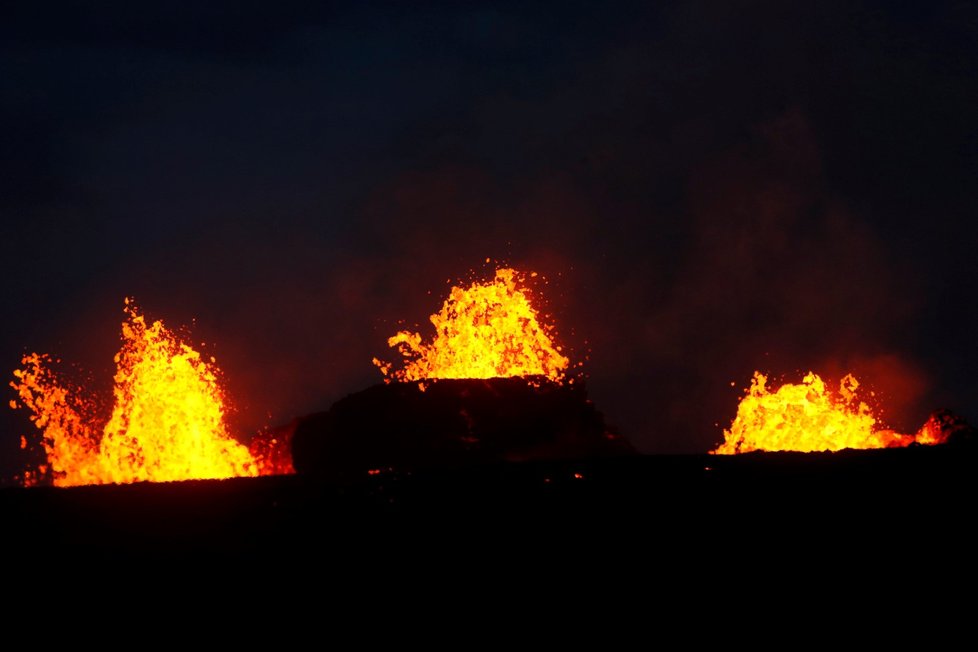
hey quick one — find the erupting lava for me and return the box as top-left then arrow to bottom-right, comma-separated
10,301 -> 259,486
714,371 -> 950,454
374,267 -> 570,383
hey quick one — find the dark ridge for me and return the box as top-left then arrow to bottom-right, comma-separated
291,376 -> 633,480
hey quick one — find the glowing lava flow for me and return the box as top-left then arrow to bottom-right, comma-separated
10,302 -> 258,486
374,267 -> 570,382
714,371 -> 918,454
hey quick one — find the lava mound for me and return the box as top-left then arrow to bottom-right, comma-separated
292,377 -> 633,479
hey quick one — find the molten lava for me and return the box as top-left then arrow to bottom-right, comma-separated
374,267 -> 570,382
10,302 -> 258,486
714,371 -> 920,454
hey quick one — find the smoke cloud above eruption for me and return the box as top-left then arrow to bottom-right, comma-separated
2,2 -> 976,478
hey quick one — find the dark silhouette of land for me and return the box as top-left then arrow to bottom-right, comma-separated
292,377 -> 633,480
3,380 -> 975,569
2,445 -> 974,567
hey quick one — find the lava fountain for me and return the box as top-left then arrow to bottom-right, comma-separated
374,267 -> 570,382
714,371 -> 949,454
292,265 -> 627,478
10,301 -> 259,486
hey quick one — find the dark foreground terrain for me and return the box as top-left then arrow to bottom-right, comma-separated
1,445 -> 975,570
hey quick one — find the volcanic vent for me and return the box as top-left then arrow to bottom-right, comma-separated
714,370 -> 962,454
292,266 -> 632,478
10,301 -> 264,486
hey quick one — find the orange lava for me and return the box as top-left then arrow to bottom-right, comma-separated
374,267 -> 569,383
914,410 -> 958,446
10,301 -> 258,486
714,371 -> 918,454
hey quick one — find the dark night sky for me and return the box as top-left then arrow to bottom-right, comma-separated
2,2 -> 977,481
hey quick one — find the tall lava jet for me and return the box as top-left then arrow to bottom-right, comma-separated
10,300 -> 260,486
